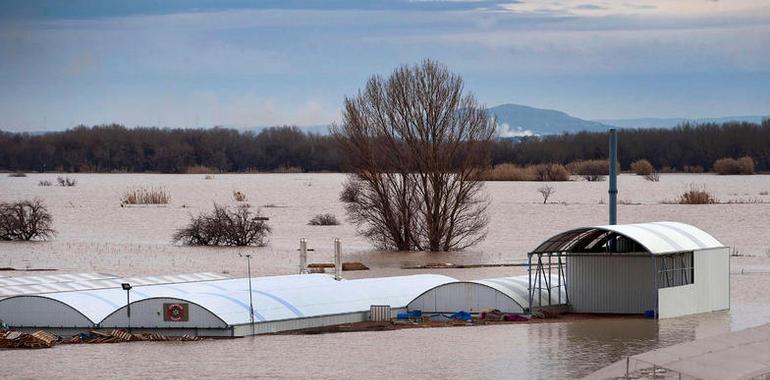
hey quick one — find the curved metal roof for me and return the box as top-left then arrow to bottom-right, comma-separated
0,272 -> 229,298
407,275 -> 566,312
0,274 -> 457,327
0,272 -> 117,287
473,275 -> 566,309
532,221 -> 724,255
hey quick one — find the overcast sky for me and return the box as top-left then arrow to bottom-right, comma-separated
0,0 -> 768,132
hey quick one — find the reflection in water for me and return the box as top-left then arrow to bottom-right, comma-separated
2,306 -> 768,379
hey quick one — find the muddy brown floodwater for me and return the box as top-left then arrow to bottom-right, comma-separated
2,173 -> 770,379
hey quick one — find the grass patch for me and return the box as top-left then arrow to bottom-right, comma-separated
121,186 -> 170,205
678,184 -> 717,204
7,172 -> 27,178
478,163 -> 570,181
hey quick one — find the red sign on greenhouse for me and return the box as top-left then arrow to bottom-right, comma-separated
163,303 -> 189,322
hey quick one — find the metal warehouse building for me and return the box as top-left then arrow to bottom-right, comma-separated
528,221 -> 729,318
407,275 -> 566,315
0,274 -> 455,336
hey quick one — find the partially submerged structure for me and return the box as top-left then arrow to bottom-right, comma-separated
407,275 -> 565,315
0,219 -> 730,336
528,221 -> 729,318
0,274 -> 455,336
0,272 -> 228,299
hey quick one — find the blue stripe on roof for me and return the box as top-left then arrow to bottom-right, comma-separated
251,290 -> 304,317
151,285 -> 189,294
76,292 -> 121,309
200,283 -> 228,291
202,293 -> 265,322
131,290 -> 151,298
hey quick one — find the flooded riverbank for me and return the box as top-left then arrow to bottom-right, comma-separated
1,173 -> 770,378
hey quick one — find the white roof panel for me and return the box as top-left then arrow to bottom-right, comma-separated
0,272 -> 118,287
0,272 -> 229,298
474,275 -> 566,309
533,221 -> 724,255
0,274 -> 457,327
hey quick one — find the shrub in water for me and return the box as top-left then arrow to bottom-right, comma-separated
56,176 -> 77,187
308,213 -> 340,226
38,180 -> 53,187
567,160 -> 610,182
173,204 -> 271,246
630,159 -> 654,176
232,190 -> 247,202
645,172 -> 660,182
713,156 -> 755,175
0,199 -> 55,241
683,165 -> 704,174
530,164 -> 570,181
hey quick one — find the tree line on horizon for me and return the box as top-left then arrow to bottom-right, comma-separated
1,120 -> 769,173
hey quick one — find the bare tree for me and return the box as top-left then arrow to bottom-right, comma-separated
173,204 -> 271,246
333,60 -> 495,251
537,185 -> 555,204
0,199 -> 55,241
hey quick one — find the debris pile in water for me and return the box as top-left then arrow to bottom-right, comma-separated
0,329 -> 202,349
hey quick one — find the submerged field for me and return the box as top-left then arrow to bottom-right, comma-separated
2,173 -> 770,378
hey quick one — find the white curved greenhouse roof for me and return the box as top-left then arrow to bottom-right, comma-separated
0,272 -> 229,298
409,275 -> 565,312
474,275 -> 565,308
0,272 -> 117,287
0,274 -> 456,327
533,221 -> 724,255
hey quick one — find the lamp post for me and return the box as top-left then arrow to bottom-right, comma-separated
121,283 -> 132,332
239,253 -> 255,336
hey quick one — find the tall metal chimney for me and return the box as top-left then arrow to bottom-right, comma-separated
334,238 -> 342,280
299,238 -> 308,274
608,128 -> 618,225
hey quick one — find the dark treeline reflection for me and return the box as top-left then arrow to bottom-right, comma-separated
1,120 -> 768,173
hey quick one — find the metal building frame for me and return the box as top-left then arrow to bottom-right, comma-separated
526,222 -> 724,317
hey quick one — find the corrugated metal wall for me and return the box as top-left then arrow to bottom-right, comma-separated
567,255 -> 656,314
407,282 -> 523,314
0,296 -> 95,328
99,297 -> 229,329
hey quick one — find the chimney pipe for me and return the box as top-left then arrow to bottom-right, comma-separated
334,238 -> 342,280
299,238 -> 308,274
609,128 -> 618,225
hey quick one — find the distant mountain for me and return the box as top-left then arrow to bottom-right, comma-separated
488,104 -> 612,137
597,116 -> 768,129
